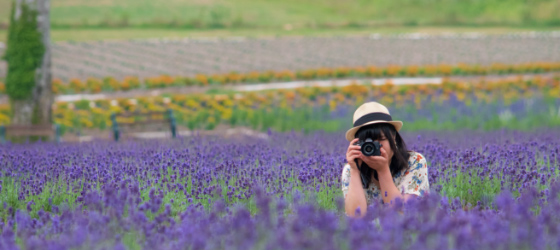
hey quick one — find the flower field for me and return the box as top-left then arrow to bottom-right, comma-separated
4,1 -> 560,248
1,62 -> 560,95
0,78 -> 560,249
5,62 -> 559,95
1,58 -> 560,249
1,129 -> 560,249
4,75 -> 553,134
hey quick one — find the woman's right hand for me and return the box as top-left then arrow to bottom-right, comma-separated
346,138 -> 362,170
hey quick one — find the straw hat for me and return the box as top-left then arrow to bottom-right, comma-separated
345,102 -> 403,141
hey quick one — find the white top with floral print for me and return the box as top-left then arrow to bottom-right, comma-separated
341,151 -> 430,204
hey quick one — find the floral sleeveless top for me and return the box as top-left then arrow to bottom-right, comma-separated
341,151 -> 430,204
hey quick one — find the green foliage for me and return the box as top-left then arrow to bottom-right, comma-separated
441,155 -> 558,210
441,169 -> 502,208
0,177 -> 81,220
3,2 -> 45,100
0,0 -> 558,30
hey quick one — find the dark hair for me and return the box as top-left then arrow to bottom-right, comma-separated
354,123 -> 410,188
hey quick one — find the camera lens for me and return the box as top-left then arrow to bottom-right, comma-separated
363,144 -> 374,155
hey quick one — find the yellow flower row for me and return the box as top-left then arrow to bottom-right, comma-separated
0,76 -> 558,128
44,76 -> 559,129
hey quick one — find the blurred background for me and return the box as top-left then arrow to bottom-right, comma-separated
2,0 -> 560,40
0,0 -> 559,142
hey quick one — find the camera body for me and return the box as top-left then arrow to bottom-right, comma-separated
354,138 -> 382,156
353,138 -> 383,189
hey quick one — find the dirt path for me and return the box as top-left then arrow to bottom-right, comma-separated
61,124 -> 270,143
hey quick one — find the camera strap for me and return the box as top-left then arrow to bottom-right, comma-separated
354,159 -> 369,189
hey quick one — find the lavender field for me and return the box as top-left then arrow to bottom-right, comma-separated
1,128 -> 559,249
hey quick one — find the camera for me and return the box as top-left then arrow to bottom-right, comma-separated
354,138 -> 382,156
352,138 -> 382,189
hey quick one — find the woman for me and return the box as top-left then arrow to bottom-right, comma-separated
341,101 -> 430,217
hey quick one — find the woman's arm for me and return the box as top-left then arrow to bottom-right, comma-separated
377,169 -> 416,208
344,166 -> 368,218
378,153 -> 430,210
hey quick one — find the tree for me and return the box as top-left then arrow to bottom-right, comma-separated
2,0 -> 52,125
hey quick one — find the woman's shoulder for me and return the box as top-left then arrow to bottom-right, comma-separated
406,151 -> 427,166
341,163 -> 352,180
394,151 -> 428,179
341,163 -> 351,173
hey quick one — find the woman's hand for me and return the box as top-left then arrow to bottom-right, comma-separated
346,138 -> 361,170
360,146 -> 390,173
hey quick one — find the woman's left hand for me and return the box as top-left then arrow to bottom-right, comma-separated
360,146 -> 390,173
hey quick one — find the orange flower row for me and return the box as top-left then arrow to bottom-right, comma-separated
36,62 -> 560,94
1,64 -> 558,96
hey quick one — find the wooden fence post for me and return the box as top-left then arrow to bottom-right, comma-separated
111,113 -> 119,141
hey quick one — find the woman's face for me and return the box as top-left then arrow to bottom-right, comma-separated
357,131 -> 395,166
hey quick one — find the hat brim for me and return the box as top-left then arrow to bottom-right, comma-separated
345,120 -> 403,142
